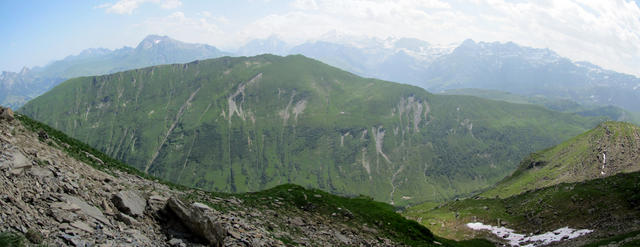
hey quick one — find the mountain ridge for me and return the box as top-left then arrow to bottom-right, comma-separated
0,35 -> 229,109
482,121 -> 640,198
5,34 -> 639,115
240,36 -> 640,113
20,54 -> 603,205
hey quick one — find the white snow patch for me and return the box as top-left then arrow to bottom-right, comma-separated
466,222 -> 593,246
601,153 -> 606,175
154,39 -> 161,44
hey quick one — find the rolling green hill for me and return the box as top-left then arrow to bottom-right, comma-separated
20,54 -> 603,205
483,121 -> 640,198
405,122 -> 640,245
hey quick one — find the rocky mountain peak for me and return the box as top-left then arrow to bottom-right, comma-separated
19,67 -> 30,75
459,38 -> 477,47
137,34 -> 175,50
77,48 -> 112,58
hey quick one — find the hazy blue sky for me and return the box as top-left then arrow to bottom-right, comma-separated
2,0 -> 640,76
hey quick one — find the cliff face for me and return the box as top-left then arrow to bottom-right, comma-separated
0,109 -> 444,246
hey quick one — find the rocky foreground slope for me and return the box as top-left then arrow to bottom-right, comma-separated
0,107 -> 488,246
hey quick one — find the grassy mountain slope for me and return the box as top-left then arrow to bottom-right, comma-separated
405,122 -> 640,245
483,121 -> 640,198
441,88 -> 640,124
404,170 -> 640,244
21,54 -> 602,205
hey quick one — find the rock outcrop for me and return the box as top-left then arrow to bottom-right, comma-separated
166,197 -> 226,246
112,190 -> 147,217
0,106 -> 14,121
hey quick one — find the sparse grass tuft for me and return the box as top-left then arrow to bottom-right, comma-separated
0,232 -> 25,247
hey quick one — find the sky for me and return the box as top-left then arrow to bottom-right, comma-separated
1,0 -> 640,76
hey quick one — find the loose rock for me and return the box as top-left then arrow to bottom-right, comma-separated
112,190 -> 146,217
167,197 -> 226,247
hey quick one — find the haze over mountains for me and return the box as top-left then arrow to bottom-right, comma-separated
0,35 -> 228,109
4,34 -> 640,116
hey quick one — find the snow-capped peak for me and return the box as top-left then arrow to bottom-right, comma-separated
137,35 -> 173,49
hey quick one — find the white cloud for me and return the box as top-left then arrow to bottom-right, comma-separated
463,0 -> 640,76
98,0 -> 182,15
235,0 -> 465,45
291,0 -> 318,10
133,11 -> 229,46
160,0 -> 182,9
121,0 -> 639,75
231,0 -> 640,76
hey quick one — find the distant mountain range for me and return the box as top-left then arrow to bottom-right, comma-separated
4,34 -> 639,114
0,35 -> 228,108
423,40 -> 640,112
239,35 -> 640,113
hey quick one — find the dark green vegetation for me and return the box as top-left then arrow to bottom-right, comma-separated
0,232 -> 25,247
21,54 -> 603,205
441,88 -> 640,124
187,184 -> 493,246
0,35 -> 228,109
404,169 -> 640,243
484,121 -> 640,198
0,230 -> 46,247
583,230 -> 640,247
405,122 -> 640,244
14,114 -> 488,247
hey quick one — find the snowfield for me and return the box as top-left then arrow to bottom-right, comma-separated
466,222 -> 593,246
